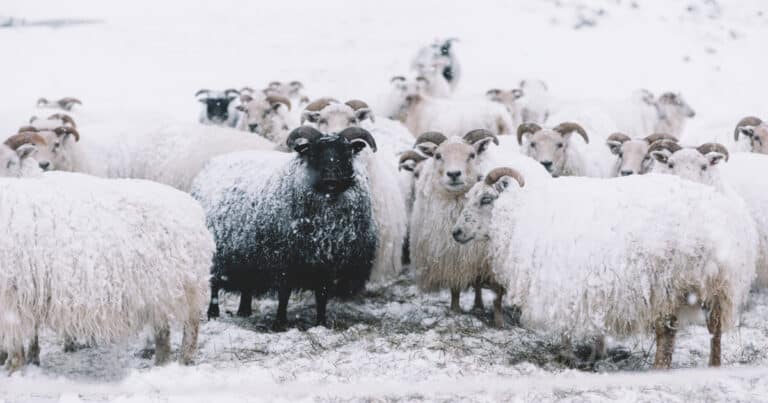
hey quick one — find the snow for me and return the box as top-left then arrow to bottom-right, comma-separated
2,0 -> 768,400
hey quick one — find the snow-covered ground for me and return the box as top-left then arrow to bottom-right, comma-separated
2,0 -> 768,401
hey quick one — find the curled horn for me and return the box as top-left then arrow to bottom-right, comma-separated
398,150 -> 427,166
463,129 -> 499,146
484,167 -> 525,188
18,125 -> 39,133
289,80 -> 303,89
54,126 -> 80,142
60,97 -> 82,105
697,143 -> 730,162
224,89 -> 240,97
606,132 -> 631,144
516,123 -> 542,145
304,97 -> 337,112
4,132 -> 48,150
734,116 -> 763,141
415,76 -> 429,85
266,95 -> 291,111
390,75 -> 406,83
268,81 -> 282,88
485,88 -> 502,100
240,86 -> 254,93
414,131 -> 447,148
36,97 -> 49,106
345,99 -> 370,111
195,89 -> 210,97
48,113 -> 77,128
644,133 -> 677,144
552,122 -> 589,144
286,126 -> 324,150
648,139 -> 682,155
339,127 -> 377,152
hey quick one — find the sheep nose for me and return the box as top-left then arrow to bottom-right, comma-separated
39,161 -> 50,170
540,161 -> 553,169
446,171 -> 462,180
248,123 -> 259,132
620,170 -> 634,176
688,110 -> 696,118
452,228 -> 463,240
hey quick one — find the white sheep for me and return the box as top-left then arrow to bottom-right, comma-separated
0,142 -> 41,178
517,122 -> 610,177
409,130 -> 550,326
485,88 -> 524,127
263,80 -> 310,109
604,132 -> 678,176
452,167 -> 757,368
35,97 -> 82,111
0,172 -> 214,372
649,141 -> 768,289
517,79 -> 552,125
411,38 -> 460,93
196,89 -> 241,127
653,92 -> 696,137
235,93 -> 296,147
733,116 -> 768,154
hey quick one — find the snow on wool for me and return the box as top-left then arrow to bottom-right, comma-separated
0,172 -> 214,363
456,173 -> 757,339
191,131 -> 378,324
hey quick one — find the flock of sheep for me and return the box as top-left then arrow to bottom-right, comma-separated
1,37 -> 767,374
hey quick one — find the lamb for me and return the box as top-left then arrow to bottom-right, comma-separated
192,126 -> 379,328
196,88 -> 241,127
517,122 -> 597,177
298,98 -> 410,282
411,38 -> 460,92
0,172 -> 215,372
235,93 -> 295,146
649,140 -> 768,289
604,132 -> 678,176
36,97 -> 82,111
733,116 -> 768,154
452,167 -> 757,368
390,78 -> 514,138
409,130 -> 550,326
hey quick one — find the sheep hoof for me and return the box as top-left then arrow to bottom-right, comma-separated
207,304 -> 220,319
236,306 -> 252,318
272,321 -> 288,332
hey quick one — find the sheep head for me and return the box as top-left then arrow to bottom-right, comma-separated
0,143 -> 38,177
237,94 -> 292,135
517,122 -> 588,176
606,132 -> 677,176
197,89 -> 239,124
301,99 -> 373,133
734,116 -> 768,154
649,140 -> 728,185
416,130 -> 497,194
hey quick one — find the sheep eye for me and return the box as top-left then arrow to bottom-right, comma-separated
480,196 -> 494,206
530,142 -> 536,148
319,119 -> 327,125
618,152 -> 624,158
556,142 -> 564,149
668,163 -> 675,169
701,165 -> 708,171
435,153 -> 442,160
468,152 -> 476,160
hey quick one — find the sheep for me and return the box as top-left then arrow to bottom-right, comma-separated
649,140 -> 768,289
36,97 -> 82,111
604,132 -> 678,176
192,126 -> 379,328
0,172 -> 215,372
196,88 -> 241,127
24,122 -> 274,192
235,93 -> 295,146
409,130 -> 550,326
0,142 -> 41,178
411,38 -> 460,92
452,166 -> 757,368
299,98 -> 410,282
389,78 -> 514,138
28,113 -> 77,130
733,116 -> 768,154
517,79 -> 552,125
263,80 -> 310,108
517,122 -> 596,177
486,88 -> 524,127
11,126 -> 79,172
654,92 -> 696,137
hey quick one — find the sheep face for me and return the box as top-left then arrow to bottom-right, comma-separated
36,128 -> 79,171
201,97 -> 235,123
738,125 -> 768,154
387,77 -> 427,121
238,98 -> 290,135
303,104 -> 370,133
522,130 -> 569,175
651,148 -> 725,185
452,168 -> 524,244
0,144 -> 36,177
657,93 -> 695,120
608,140 -> 653,176
419,139 -> 489,194
295,134 -> 369,195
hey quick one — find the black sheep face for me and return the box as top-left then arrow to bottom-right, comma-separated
295,135 -> 366,194
200,97 -> 236,123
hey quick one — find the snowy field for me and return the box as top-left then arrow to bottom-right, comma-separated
2,0 -> 768,401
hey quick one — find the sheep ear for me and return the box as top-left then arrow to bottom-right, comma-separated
707,153 -> 726,166
494,178 -> 511,193
355,108 -> 374,123
293,142 -> 310,155
301,111 -> 321,124
650,150 -> 669,164
474,138 -> 494,155
740,127 -> 755,138
198,99 -> 208,104
15,144 -> 37,160
416,142 -> 438,157
399,159 -> 417,172
511,89 -> 524,100
351,139 -> 368,154
236,105 -> 246,112
606,141 -> 623,155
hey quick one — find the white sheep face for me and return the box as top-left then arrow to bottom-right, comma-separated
419,139 -> 488,194
657,93 -> 696,120
238,99 -> 290,136
651,148 -> 724,185
0,144 -> 36,177
741,125 -> 768,154
452,181 -> 501,244
608,140 -> 653,176
36,130 -> 76,171
522,130 -> 569,176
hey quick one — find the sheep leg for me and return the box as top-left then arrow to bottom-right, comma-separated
558,334 -> 576,367
590,334 -> 606,363
653,315 -> 677,369
315,287 -> 329,328
180,313 -> 199,366
450,288 -> 461,313
707,299 -> 722,367
154,324 -> 171,366
236,290 -> 253,317
472,282 -> 484,311
26,332 -> 40,366
492,284 -> 505,328
273,285 -> 291,331
207,282 -> 221,319
4,346 -> 24,373
0,350 -> 7,365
